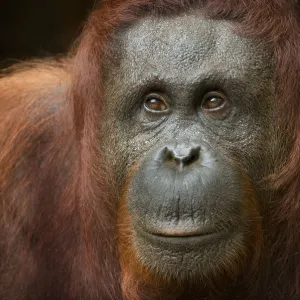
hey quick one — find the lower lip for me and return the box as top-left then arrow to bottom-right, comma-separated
137,227 -> 225,245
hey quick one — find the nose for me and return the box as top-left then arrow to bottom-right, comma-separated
162,143 -> 201,170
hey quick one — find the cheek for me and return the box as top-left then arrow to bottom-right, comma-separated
204,119 -> 273,182
100,122 -> 128,187
100,121 -> 158,192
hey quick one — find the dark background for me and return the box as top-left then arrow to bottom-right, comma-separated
0,0 -> 96,68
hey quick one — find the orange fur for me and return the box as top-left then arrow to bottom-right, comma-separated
0,1 -> 300,299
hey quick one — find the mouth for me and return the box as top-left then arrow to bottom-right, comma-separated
135,225 -> 226,245
146,232 -> 224,244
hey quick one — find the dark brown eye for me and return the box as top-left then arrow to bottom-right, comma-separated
202,92 -> 227,111
144,94 -> 169,112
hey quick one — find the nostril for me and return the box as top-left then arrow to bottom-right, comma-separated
183,147 -> 200,166
166,149 -> 176,162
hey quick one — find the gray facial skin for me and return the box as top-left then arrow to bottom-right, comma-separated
101,12 -> 275,289
103,13 -> 274,177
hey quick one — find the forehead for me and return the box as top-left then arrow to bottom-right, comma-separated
106,12 -> 273,90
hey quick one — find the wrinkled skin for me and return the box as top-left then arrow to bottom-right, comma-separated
102,12 -> 276,289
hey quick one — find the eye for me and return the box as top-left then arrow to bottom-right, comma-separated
144,94 -> 169,112
201,92 -> 227,111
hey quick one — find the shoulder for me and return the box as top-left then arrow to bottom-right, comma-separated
0,59 -> 73,141
0,59 -> 71,115
0,59 -> 76,186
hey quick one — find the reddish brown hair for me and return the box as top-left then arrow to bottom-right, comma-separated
0,1 -> 300,299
